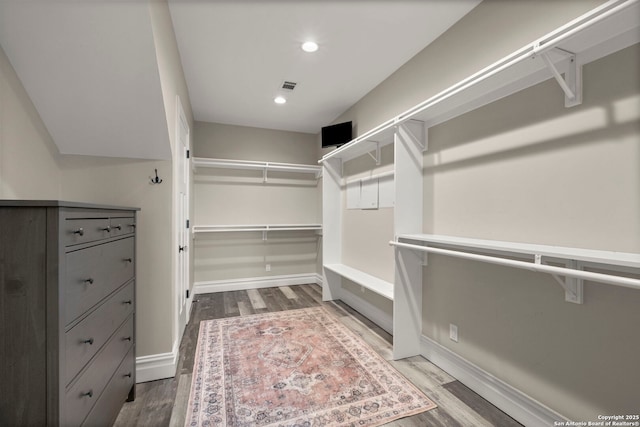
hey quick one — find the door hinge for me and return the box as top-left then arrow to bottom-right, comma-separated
186,289 -> 190,299
186,219 -> 190,229
186,149 -> 190,159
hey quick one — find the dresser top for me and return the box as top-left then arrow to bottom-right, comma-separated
0,200 -> 140,210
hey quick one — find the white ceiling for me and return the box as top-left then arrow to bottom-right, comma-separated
0,0 -> 480,159
169,0 -> 481,134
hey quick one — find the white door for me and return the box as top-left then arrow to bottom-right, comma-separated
176,97 -> 191,338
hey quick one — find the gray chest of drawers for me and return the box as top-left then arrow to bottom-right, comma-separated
0,201 -> 139,426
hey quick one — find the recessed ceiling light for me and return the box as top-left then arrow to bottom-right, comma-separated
302,41 -> 319,53
274,96 -> 287,104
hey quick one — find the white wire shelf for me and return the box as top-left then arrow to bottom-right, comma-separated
193,157 -> 322,179
193,224 -> 322,237
320,0 -> 640,164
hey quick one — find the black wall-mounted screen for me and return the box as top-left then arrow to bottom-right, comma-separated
321,121 -> 352,148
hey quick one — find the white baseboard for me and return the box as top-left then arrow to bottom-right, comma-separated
420,335 -> 567,427
193,273 -> 319,294
136,339 -> 179,383
313,273 -> 323,285
338,289 -> 393,335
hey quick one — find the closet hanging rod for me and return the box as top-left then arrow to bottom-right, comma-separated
193,157 -> 321,175
389,241 -> 640,291
530,0 -> 638,56
193,224 -> 322,233
320,0 -> 638,164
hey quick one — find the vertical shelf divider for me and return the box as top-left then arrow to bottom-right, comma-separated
393,121 -> 426,359
322,157 -> 344,301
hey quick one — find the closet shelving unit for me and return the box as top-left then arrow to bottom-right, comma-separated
192,156 -> 322,293
192,157 -> 322,236
320,0 -> 640,360
192,157 -> 322,181
193,224 -> 322,241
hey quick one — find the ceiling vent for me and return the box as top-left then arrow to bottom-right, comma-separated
281,81 -> 297,91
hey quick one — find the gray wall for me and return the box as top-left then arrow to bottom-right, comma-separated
192,122 -> 320,283
328,0 -> 639,420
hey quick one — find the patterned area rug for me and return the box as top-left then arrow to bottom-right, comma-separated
185,306 -> 436,426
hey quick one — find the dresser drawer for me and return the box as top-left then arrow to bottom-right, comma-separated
64,315 -> 134,427
64,218 -> 111,246
110,216 -> 136,238
65,237 -> 135,325
65,281 -> 135,385
82,348 -> 135,427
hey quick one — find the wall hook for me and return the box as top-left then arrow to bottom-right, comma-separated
150,169 -> 163,184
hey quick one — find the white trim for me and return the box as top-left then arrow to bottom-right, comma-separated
339,289 -> 393,335
313,273 -> 323,285
193,273 -> 319,294
174,94 -> 191,361
136,339 -> 179,383
420,335 -> 568,427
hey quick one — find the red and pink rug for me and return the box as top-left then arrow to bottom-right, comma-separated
185,306 -> 436,426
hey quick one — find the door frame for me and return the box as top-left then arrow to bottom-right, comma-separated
174,95 -> 191,343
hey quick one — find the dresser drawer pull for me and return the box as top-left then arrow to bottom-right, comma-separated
84,278 -> 94,285
101,226 -> 111,232
83,338 -> 94,345
129,223 -> 136,229
123,336 -> 132,342
73,228 -> 85,236
124,258 -> 133,263
81,390 -> 94,398
123,300 -> 133,305
124,373 -> 132,378
113,224 -> 122,231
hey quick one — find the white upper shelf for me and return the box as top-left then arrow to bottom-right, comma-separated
193,224 -> 322,234
321,0 -> 640,164
193,157 -> 322,178
398,234 -> 640,269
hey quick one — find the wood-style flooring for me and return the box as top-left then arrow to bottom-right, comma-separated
114,284 -> 522,427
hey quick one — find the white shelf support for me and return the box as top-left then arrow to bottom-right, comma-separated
538,48 -> 583,107
398,121 -> 427,152
366,142 -> 382,165
535,254 -> 584,304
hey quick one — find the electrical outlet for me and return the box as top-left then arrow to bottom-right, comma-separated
449,324 -> 459,343
266,264 -> 271,272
